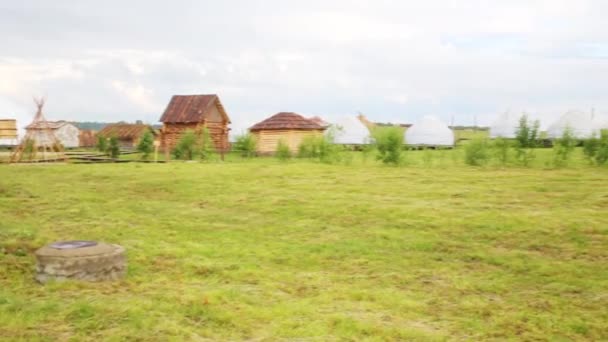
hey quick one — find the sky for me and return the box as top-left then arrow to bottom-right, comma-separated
1,0 -> 607,135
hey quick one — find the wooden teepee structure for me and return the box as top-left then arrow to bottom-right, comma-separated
10,98 -> 67,163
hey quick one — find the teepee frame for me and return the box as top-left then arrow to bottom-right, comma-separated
10,97 -> 67,163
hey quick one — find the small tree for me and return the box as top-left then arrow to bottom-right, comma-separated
173,130 -> 197,160
514,115 -> 540,167
552,126 -> 576,167
233,133 -> 258,158
276,139 -> 292,161
108,136 -> 120,159
372,126 -> 403,165
96,136 -> 108,154
464,138 -> 490,166
136,130 -> 155,160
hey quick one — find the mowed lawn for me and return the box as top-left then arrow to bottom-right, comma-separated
0,160 -> 607,341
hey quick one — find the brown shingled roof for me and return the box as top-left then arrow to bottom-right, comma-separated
249,112 -> 325,131
97,124 -> 154,140
159,94 -> 230,123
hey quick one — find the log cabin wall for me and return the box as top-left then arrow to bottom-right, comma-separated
161,121 -> 229,152
252,129 -> 323,154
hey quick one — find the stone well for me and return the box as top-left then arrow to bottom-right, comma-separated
35,241 -> 126,283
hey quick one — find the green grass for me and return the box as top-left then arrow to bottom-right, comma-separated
0,152 -> 607,340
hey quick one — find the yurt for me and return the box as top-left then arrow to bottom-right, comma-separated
405,116 -> 454,147
249,112 -> 325,154
547,110 -> 598,139
329,116 -> 372,145
490,111 -> 525,138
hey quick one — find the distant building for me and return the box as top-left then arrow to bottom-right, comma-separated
159,94 -> 231,152
25,120 -> 79,148
249,112 -> 326,154
97,123 -> 156,149
0,119 -> 18,145
79,129 -> 97,148
328,116 -> 372,145
405,116 -> 454,147
97,122 -> 156,149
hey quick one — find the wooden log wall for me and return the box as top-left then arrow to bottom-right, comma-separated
252,129 -> 323,154
161,122 -> 229,152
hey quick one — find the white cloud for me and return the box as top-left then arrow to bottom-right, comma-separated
0,0 -> 606,127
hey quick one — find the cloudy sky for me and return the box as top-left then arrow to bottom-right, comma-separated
1,0 -> 607,133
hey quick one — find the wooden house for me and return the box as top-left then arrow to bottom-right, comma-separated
0,119 -> 18,145
78,129 -> 97,147
159,94 -> 230,152
97,123 -> 156,148
249,112 -> 325,154
25,120 -> 80,148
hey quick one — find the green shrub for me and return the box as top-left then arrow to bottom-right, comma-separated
595,130 -> 608,165
198,127 -> 214,161
173,130 -> 197,160
233,133 -> 258,158
96,136 -> 108,154
298,134 -> 342,164
298,135 -> 320,158
583,134 -> 599,163
492,138 -> 511,166
372,126 -> 403,165
464,138 -> 490,166
108,136 -> 120,159
552,126 -> 576,167
136,131 -> 154,160
276,140 -> 292,161
514,115 -> 540,167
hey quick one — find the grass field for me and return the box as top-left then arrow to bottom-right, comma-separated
1,154 -> 607,340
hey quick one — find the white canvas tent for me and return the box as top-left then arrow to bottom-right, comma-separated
328,116 -> 371,145
405,116 -> 454,147
489,110 -> 525,138
547,110 -> 600,139
596,112 -> 608,130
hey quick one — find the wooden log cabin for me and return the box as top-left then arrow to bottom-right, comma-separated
159,94 -> 230,152
97,123 -> 156,149
249,112 -> 326,154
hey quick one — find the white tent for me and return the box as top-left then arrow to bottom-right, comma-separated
547,110 -> 599,139
489,110 -> 526,138
328,116 -> 371,145
405,116 -> 454,147
595,112 -> 608,130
